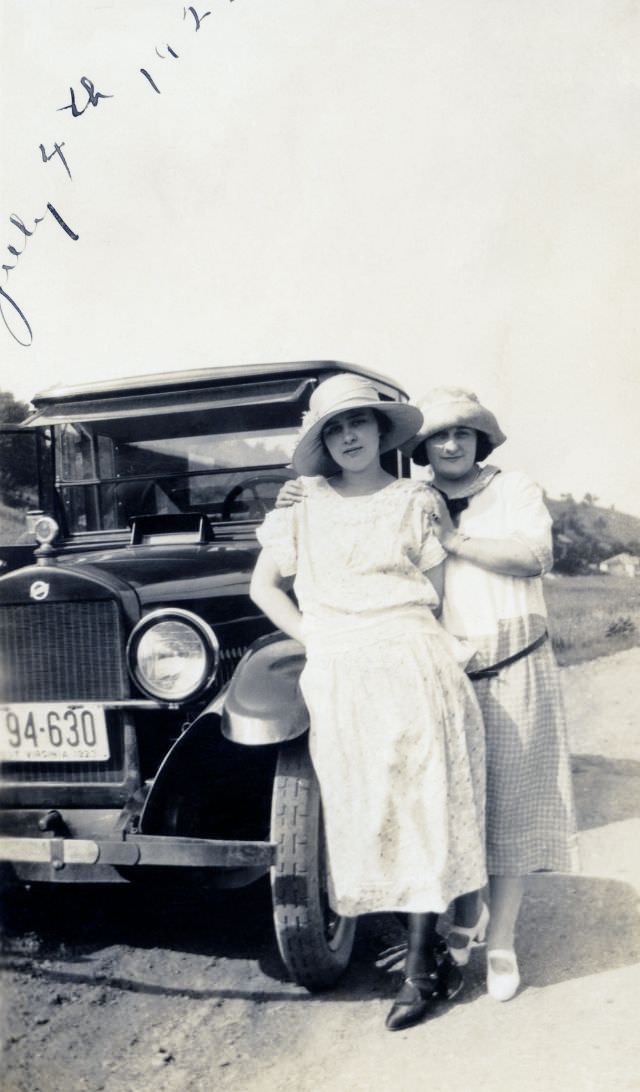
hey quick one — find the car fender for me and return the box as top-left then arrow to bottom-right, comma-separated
138,712 -> 224,834
216,632 -> 309,745
139,635 -> 307,833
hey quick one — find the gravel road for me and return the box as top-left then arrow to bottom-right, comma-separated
1,648 -> 639,1092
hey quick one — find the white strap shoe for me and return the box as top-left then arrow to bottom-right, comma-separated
487,949 -> 520,1001
446,901 -> 489,967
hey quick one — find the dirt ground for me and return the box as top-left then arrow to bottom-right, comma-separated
1,648 -> 639,1092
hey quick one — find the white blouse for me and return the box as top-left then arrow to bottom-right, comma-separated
257,476 -> 447,634
441,471 -> 553,653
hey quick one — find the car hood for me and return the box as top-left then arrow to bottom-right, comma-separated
57,542 -> 260,614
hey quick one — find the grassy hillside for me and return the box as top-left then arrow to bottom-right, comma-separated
547,496 -> 640,554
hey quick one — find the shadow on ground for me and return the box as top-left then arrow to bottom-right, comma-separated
571,753 -> 640,830
0,876 -> 409,1003
1,875 -> 283,974
1,751 -> 638,1006
2,871 -> 639,1006
449,872 -> 640,1006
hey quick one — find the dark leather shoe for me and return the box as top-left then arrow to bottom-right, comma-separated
385,951 -> 464,1031
385,971 -> 442,1031
437,951 -> 463,1000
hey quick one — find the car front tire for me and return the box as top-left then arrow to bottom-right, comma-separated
270,736 -> 356,991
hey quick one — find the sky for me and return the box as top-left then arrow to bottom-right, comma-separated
1,0 -> 639,514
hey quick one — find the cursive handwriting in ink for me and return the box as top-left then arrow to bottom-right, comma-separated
1,212 -> 45,277
0,285 -> 33,348
141,5 -> 214,92
140,68 -> 162,94
2,0 -> 230,348
39,141 -> 72,179
46,203 -> 79,241
184,6 -> 211,31
58,77 -> 113,118
141,43 -> 181,94
0,205 -> 79,346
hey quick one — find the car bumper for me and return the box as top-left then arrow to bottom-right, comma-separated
0,834 -> 276,870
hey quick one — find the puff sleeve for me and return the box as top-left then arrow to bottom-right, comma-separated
502,472 -> 554,574
255,506 -> 298,578
406,485 -> 448,572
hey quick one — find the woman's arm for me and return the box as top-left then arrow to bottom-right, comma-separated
431,495 -> 541,577
426,561 -> 445,615
250,548 -> 305,644
443,531 -> 541,576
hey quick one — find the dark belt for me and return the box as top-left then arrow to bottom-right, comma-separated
467,630 -> 549,680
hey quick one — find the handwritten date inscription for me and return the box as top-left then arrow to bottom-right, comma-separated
1,3 -> 225,348
0,206 -> 79,347
58,77 -> 113,118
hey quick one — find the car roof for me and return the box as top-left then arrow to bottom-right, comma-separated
31,361 -> 408,405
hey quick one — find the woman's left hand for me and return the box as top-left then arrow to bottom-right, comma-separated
430,493 -> 457,547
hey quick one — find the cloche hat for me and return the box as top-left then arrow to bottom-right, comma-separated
292,373 -> 423,477
400,386 -> 506,459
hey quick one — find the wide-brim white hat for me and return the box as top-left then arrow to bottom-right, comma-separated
292,373 -> 423,477
400,386 -> 506,458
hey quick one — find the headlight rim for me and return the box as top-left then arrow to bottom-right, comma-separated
126,607 -> 220,704
33,515 -> 60,545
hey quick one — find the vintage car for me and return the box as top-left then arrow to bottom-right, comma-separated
0,360 -> 411,989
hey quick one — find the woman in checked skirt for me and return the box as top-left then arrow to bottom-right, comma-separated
404,386 -> 579,1002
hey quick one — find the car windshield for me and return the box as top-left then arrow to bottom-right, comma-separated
56,406 -> 299,532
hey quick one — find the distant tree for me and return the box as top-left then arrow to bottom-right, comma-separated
0,390 -> 37,507
551,496 -> 620,574
0,390 -> 32,424
581,492 -> 598,506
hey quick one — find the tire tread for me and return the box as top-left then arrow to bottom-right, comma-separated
270,737 -> 355,990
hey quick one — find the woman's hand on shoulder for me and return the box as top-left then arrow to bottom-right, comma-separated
275,477 -> 307,508
427,490 -> 456,546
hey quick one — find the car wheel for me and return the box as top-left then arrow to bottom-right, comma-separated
270,735 -> 356,991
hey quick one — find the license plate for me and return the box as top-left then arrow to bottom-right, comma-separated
0,703 -> 109,762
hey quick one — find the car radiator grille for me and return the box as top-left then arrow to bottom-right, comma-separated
0,601 -> 130,785
0,601 -> 129,702
217,645 -> 248,686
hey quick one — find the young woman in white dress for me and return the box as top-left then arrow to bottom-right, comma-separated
250,373 -> 486,1031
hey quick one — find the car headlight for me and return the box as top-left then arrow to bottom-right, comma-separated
33,515 -> 59,545
127,609 -> 219,702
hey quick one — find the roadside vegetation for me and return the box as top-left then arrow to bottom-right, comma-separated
548,493 -> 640,575
545,492 -> 640,664
0,499 -> 26,541
545,573 -> 640,665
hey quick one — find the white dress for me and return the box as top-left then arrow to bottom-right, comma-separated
257,477 -> 486,917
441,469 -> 579,875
